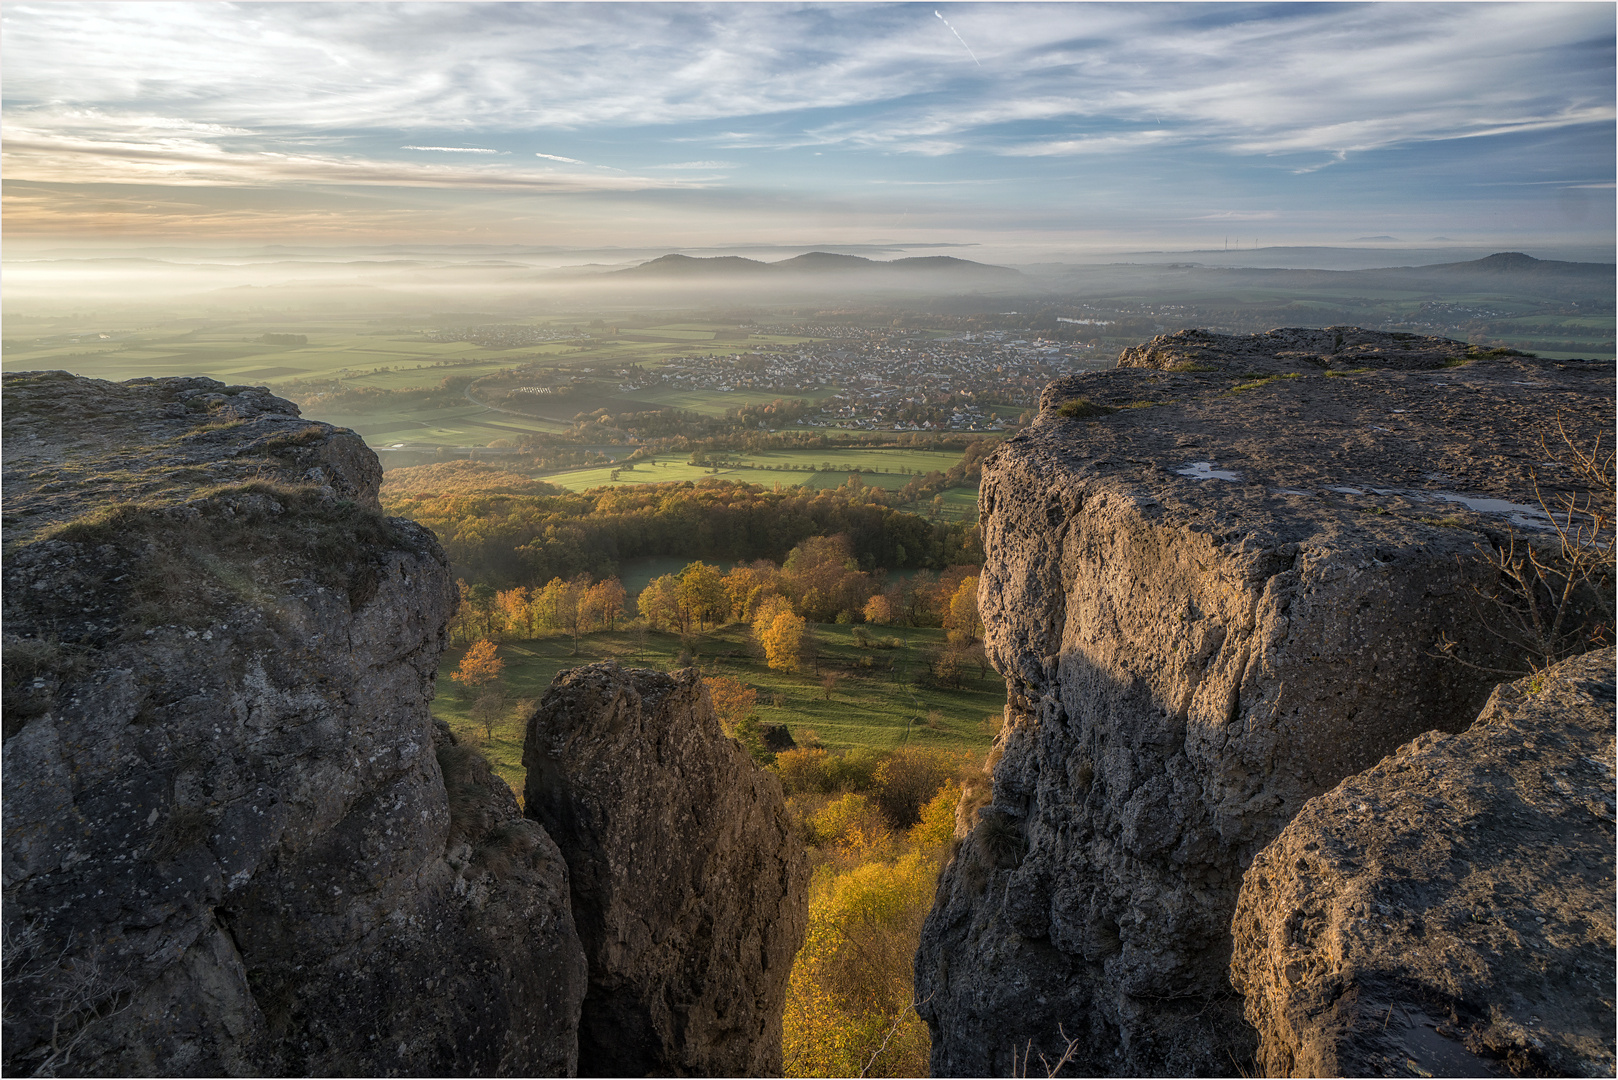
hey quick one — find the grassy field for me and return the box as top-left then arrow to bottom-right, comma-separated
0,314 -> 837,448
542,448 -> 965,489
432,624 -> 1004,799
538,450 -> 981,518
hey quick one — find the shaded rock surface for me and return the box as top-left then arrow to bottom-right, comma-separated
524,663 -> 810,1078
914,331 -> 1613,1075
1231,648 -> 1616,1079
2,373 -> 587,1076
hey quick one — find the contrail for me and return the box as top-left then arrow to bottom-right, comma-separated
935,10 -> 981,66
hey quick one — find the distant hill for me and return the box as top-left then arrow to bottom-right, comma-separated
1406,252 -> 1614,278
613,251 -> 1021,281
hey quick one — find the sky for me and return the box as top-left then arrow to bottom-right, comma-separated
2,1 -> 1614,262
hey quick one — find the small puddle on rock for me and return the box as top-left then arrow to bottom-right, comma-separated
1176,461 -> 1241,482
1428,492 -> 1547,519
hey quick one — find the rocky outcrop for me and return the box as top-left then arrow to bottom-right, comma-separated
524,664 -> 810,1077
1231,648 -> 1616,1079
3,373 -> 812,1078
1,373 -> 587,1075
1117,326 -> 1473,374
915,331 -> 1614,1075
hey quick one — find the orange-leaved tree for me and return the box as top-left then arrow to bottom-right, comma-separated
451,639 -> 504,691
703,674 -> 758,737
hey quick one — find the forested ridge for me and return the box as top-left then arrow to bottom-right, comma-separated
382,466 -> 984,587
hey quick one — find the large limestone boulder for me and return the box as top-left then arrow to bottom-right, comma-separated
524,663 -> 810,1077
1,373 -> 587,1076
1231,648 -> 1616,1078
914,331 -> 1613,1075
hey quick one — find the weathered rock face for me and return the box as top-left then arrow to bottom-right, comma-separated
915,331 -> 1613,1075
1231,648 -> 1616,1079
2,372 -> 587,1076
524,663 -> 810,1078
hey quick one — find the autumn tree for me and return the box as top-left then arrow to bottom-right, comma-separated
724,561 -> 782,624
584,578 -> 626,631
899,569 -> 936,626
943,575 -> 982,643
451,639 -> 504,696
678,561 -> 729,630
781,534 -> 874,623
758,609 -> 806,673
530,577 -> 567,631
820,671 -> 839,700
497,585 -> 533,638
470,685 -> 508,741
863,593 -> 895,625
703,674 -> 758,737
558,574 -> 592,654
638,573 -> 684,633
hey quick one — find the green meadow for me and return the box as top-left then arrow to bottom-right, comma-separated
431,624 -> 1005,800
0,314 -> 834,448
538,449 -> 981,518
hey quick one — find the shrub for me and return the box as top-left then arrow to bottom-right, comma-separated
908,780 -> 961,848
783,851 -> 937,1078
872,747 -> 965,830
1054,397 -> 1118,419
775,748 -> 834,795
811,793 -> 893,852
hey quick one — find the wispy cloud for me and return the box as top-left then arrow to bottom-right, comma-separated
0,124 -> 708,193
6,2 -> 1608,161
1001,131 -> 1179,157
649,161 -> 740,170
0,2 -> 1609,249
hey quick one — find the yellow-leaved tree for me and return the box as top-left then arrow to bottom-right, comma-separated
758,610 -> 806,673
943,575 -> 982,643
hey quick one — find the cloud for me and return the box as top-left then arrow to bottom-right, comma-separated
0,1 -> 1610,249
0,123 -> 709,193
1001,131 -> 1179,157
3,2 -> 1608,164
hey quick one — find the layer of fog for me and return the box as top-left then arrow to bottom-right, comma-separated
4,242 -> 1612,318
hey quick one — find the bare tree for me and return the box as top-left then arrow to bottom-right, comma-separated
1010,1024 -> 1081,1078
1436,415 -> 1614,675
3,923 -> 136,1077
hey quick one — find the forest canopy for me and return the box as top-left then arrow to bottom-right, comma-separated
382,472 -> 983,588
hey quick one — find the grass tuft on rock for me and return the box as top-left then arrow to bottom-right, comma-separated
1054,398 -> 1119,420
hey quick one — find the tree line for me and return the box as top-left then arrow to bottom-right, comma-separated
382,475 -> 984,590
446,533 -> 982,653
